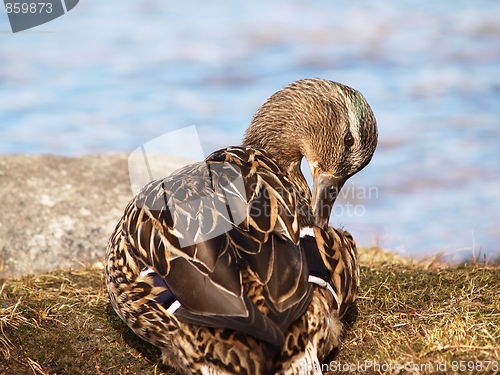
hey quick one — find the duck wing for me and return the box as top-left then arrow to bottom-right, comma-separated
120,146 -> 312,346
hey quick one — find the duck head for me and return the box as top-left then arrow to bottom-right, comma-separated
243,78 -> 378,228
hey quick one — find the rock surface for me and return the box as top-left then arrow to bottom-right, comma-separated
0,154 -> 190,278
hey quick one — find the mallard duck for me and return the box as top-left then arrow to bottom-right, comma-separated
105,78 -> 378,374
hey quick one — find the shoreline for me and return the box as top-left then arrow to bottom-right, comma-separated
2,153 -> 494,279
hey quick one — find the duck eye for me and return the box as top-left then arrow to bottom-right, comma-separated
344,132 -> 354,147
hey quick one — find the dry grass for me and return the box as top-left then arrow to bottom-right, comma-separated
0,248 -> 499,375
0,268 -> 175,375
336,247 -> 500,375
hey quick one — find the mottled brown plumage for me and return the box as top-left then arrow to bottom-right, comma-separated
105,78 -> 377,374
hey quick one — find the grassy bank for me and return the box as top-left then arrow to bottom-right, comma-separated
1,249 -> 499,375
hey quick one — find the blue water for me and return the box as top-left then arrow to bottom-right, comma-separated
1,1 -> 499,261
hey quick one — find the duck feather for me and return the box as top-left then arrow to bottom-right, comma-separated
108,146 -> 314,346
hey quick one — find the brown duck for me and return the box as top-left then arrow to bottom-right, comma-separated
105,78 -> 378,374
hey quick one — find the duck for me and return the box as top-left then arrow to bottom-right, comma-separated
105,78 -> 378,375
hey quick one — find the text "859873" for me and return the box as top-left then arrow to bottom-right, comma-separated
5,3 -> 53,13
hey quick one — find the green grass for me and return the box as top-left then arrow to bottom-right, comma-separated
1,248 -> 499,375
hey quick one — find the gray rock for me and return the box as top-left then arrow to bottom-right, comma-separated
0,154 -> 191,278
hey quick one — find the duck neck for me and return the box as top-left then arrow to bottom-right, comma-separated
242,99 -> 316,227
286,159 -> 314,228
242,133 -> 314,228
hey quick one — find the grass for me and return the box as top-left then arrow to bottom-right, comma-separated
337,249 -> 500,375
0,248 -> 499,375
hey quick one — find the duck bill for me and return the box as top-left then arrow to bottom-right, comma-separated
311,173 -> 345,228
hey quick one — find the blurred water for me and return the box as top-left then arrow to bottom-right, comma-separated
1,0 -> 499,261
